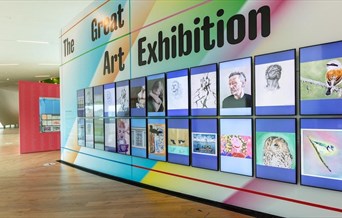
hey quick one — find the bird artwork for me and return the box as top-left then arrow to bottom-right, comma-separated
307,136 -> 336,172
325,59 -> 342,95
263,136 -> 293,169
149,125 -> 163,135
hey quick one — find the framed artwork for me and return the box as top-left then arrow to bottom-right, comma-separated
219,57 -> 252,115
93,85 -> 104,117
147,74 -> 165,116
77,89 -> 85,117
77,118 -> 85,147
130,77 -> 146,117
148,119 -> 166,161
190,64 -> 217,116
131,118 -> 147,158
85,87 -> 93,117
116,80 -> 130,117
167,119 -> 190,166
94,118 -> 104,150
104,118 -> 116,152
301,119 -> 342,191
255,50 -> 296,115
191,119 -> 218,170
116,118 -> 130,155
255,119 -> 297,184
85,118 -> 94,148
104,83 -> 115,117
300,41 -> 342,114
220,119 -> 253,176
167,69 -> 189,116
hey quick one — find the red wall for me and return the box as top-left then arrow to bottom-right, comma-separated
19,81 -> 60,154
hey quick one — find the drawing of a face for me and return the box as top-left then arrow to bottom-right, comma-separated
265,64 -> 282,91
171,80 -> 181,97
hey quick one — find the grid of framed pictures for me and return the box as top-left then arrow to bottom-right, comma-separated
75,40 -> 342,192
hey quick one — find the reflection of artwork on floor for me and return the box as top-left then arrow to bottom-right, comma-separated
263,136 -> 293,168
302,129 -> 342,180
192,133 -> 217,156
220,135 -> 252,158
148,124 -> 165,155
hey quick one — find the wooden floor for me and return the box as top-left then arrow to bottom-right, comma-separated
0,128 -> 253,218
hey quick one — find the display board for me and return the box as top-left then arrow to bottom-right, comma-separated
130,77 -> 146,116
104,83 -> 116,117
167,119 -> 190,165
61,1 -> 342,217
116,81 -> 130,117
39,97 -> 60,132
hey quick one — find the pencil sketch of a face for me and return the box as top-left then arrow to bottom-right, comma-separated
170,80 -> 182,98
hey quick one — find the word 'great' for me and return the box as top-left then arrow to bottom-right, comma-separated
138,6 -> 271,66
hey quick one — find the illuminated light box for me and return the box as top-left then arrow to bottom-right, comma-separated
147,74 -> 165,117
301,119 -> 342,191
255,119 -> 297,184
191,119 -> 218,170
116,80 -> 130,117
220,119 -> 252,176
167,69 -> 189,116
104,118 -> 116,152
116,118 -> 130,155
167,119 -> 190,166
104,83 -> 116,117
190,64 -> 217,116
255,50 -> 296,115
131,118 -> 147,158
219,57 -> 252,115
94,118 -> 104,150
85,87 -> 93,117
130,77 -> 146,117
148,119 -> 166,161
85,118 -> 94,148
300,41 -> 342,115
77,89 -> 85,117
93,85 -> 104,117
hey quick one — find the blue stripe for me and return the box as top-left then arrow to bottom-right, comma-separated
191,108 -> 217,116
300,41 -> 342,63
148,111 -> 166,117
256,119 -> 295,133
116,80 -> 129,87
192,119 -> 217,133
167,69 -> 188,79
168,119 -> 189,129
132,147 -> 147,158
301,118 -> 342,129
301,175 -> 342,191
192,153 -> 218,170
130,77 -> 145,87
191,64 -> 217,75
168,153 -> 189,166
256,165 -> 296,183
301,99 -> 342,114
148,73 -> 164,80
131,108 -> 146,116
168,109 -> 189,116
256,105 -> 295,115
255,49 -> 295,65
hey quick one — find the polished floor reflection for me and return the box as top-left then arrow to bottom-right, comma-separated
0,128 -> 253,217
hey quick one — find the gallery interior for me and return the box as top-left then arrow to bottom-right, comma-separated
1,1 -> 342,217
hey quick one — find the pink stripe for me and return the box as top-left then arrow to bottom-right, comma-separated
133,164 -> 342,213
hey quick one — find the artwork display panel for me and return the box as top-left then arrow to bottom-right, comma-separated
131,119 -> 147,158
104,118 -> 116,152
104,83 -> 116,117
255,50 -> 296,115
301,119 -> 342,191
148,119 -> 166,161
116,81 -> 130,117
300,41 -> 342,115
220,119 -> 253,176
85,87 -> 93,117
93,85 -> 104,117
167,69 -> 189,116
147,74 -> 165,116
77,118 -> 85,147
130,77 -> 146,116
167,119 -> 190,166
94,118 -> 104,150
77,89 -> 85,117
191,119 -> 218,170
255,119 -> 297,184
219,58 -> 252,115
116,118 -> 130,155
191,64 -> 217,116
85,118 -> 94,148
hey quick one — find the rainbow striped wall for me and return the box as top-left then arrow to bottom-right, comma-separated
60,1 -> 342,217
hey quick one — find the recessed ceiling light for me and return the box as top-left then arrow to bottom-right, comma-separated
0,64 -> 19,66
38,63 -> 59,66
17,40 -> 49,44
34,75 -> 51,78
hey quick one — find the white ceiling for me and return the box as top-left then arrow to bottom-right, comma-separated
0,0 -> 92,90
